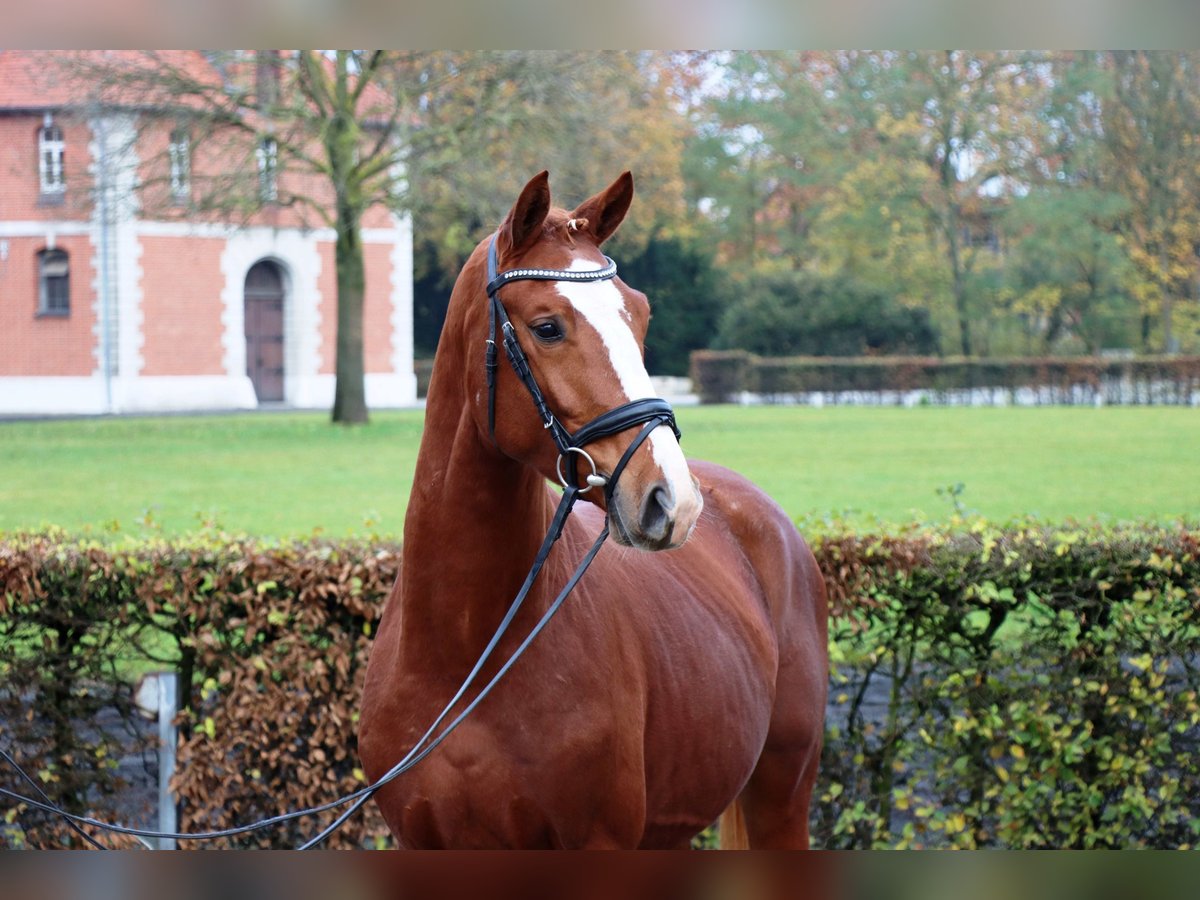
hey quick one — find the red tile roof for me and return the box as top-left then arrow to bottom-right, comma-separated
0,50 -> 220,111
0,50 -> 70,109
0,50 -> 397,123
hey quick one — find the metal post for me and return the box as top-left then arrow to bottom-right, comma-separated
156,671 -> 178,850
135,670 -> 180,849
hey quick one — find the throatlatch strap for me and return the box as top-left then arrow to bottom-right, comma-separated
486,297 -> 499,440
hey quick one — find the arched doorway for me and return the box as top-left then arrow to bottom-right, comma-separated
244,260 -> 285,403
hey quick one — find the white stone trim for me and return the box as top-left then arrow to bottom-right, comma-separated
282,373 -> 421,410
112,375 -> 258,412
387,211 -> 417,405
367,372 -> 418,408
88,114 -> 144,387
0,375 -> 258,415
0,377 -> 109,415
361,227 -> 408,244
218,229 -> 323,406
136,219 -> 330,241
0,222 -> 91,237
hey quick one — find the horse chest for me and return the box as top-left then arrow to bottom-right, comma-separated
374,593 -> 775,849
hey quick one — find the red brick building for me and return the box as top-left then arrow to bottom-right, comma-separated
0,51 -> 415,415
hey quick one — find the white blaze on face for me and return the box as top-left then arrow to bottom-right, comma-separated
554,259 -> 694,501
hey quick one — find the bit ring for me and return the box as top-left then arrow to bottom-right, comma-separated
556,447 -> 608,493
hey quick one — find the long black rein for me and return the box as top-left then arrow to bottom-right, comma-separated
0,234 -> 684,850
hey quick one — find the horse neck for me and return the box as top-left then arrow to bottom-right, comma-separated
398,318 -> 555,668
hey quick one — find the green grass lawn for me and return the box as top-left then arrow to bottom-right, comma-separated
0,405 -> 1196,539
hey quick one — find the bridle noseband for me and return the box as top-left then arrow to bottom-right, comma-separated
484,234 -> 680,497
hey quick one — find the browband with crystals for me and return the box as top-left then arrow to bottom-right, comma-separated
487,256 -> 618,299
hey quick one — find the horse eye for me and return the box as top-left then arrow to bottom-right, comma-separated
531,321 -> 564,343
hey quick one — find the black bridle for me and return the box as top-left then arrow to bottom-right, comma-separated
0,233 -> 688,850
484,234 -> 680,496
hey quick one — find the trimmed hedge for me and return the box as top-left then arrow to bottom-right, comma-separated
2,524 -> 1199,848
0,533 -> 397,849
689,351 -> 1200,405
817,522 -> 1200,848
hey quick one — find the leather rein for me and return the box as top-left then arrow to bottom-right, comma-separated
0,234 -> 685,850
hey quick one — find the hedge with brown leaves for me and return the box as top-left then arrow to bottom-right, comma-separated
0,533 -> 399,849
689,351 -> 1200,405
4,524 -> 1200,848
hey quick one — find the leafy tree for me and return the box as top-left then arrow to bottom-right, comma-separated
715,272 -> 939,357
1101,51 -> 1200,353
405,52 -> 693,356
407,52 -> 691,284
1001,190 -> 1137,355
617,234 -> 731,375
685,51 -> 1047,358
681,51 -> 851,272
821,51 -> 1045,357
808,138 -> 953,344
988,52 -> 1135,353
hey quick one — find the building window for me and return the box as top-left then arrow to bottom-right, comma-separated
38,122 -> 65,197
256,52 -> 280,109
168,127 -> 191,203
256,137 -> 278,203
38,249 -> 70,316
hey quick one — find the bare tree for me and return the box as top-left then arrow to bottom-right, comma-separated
61,51 -> 468,424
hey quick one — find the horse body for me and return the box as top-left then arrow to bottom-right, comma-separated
358,172 -> 827,849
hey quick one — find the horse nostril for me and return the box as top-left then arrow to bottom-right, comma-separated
639,483 -> 675,542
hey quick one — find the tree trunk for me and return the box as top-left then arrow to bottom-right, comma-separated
947,227 -> 973,357
937,107 -> 972,358
332,198 -> 368,425
1160,248 -> 1177,354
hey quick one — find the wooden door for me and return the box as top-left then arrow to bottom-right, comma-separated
244,261 -> 285,403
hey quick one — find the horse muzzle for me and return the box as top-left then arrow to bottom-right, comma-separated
609,475 -> 703,551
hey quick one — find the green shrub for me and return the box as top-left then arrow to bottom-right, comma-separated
618,235 -> 733,376
815,522 -> 1200,848
715,272 -> 940,358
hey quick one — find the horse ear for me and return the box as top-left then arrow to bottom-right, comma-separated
570,171 -> 634,246
498,171 -> 551,263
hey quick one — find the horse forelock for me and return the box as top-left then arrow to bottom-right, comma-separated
536,208 -> 594,252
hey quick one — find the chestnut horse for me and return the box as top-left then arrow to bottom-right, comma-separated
358,172 -> 827,849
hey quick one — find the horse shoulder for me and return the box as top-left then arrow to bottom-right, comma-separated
688,459 -> 828,668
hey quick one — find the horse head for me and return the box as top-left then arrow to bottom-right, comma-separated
473,171 -> 703,551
